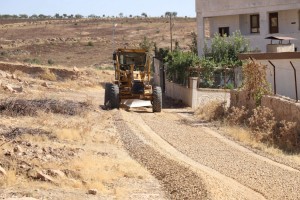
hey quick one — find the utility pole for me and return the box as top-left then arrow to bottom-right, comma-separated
169,14 -> 175,52
112,23 -> 117,70
112,23 -> 118,51
170,14 -> 173,51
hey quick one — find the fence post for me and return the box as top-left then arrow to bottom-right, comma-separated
290,61 -> 298,102
189,77 -> 198,109
268,60 -> 277,95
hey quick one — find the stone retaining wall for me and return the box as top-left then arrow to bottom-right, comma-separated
262,96 -> 300,129
230,90 -> 300,128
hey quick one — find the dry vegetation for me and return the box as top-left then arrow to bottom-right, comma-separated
0,18 -> 196,68
0,65 -> 158,199
195,60 -> 299,160
1,16 -> 193,199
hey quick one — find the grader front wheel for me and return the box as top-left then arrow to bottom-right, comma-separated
110,84 -> 120,109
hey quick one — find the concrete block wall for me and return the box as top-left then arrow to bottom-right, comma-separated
165,77 -> 230,109
195,88 -> 230,108
165,81 -> 192,107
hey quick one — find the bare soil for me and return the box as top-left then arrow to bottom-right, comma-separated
0,18 -> 196,68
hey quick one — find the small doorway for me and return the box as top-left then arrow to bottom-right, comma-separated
269,12 -> 279,34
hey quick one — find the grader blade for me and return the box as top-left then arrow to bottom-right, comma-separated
121,99 -> 152,108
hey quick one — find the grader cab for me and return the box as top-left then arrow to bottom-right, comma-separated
104,48 -> 162,112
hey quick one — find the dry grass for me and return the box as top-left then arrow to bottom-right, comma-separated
222,125 -> 300,165
39,68 -> 57,81
194,100 -> 227,122
0,170 -> 17,186
54,129 -> 82,141
67,154 -> 148,193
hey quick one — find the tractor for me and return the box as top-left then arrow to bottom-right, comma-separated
104,48 -> 162,112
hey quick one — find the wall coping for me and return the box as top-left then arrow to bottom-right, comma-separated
238,52 -> 300,60
197,88 -> 231,93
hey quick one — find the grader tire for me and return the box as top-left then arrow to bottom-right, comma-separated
152,86 -> 162,112
104,83 -> 112,107
110,84 -> 120,109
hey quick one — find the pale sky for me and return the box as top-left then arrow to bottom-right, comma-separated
0,0 -> 196,17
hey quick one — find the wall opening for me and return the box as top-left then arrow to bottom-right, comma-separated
250,14 -> 260,33
219,27 -> 229,37
269,12 -> 279,34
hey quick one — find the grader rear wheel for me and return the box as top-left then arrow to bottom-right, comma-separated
152,86 -> 162,112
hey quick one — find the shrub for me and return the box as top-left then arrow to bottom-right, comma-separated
241,59 -> 272,106
274,120 -> 299,151
39,68 -> 57,81
195,101 -> 227,122
226,106 -> 249,126
248,106 -> 276,142
139,36 -> 154,52
87,41 -> 94,47
48,59 -> 54,65
23,58 -> 41,65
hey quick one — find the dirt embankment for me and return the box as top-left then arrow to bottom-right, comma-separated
0,63 -> 166,199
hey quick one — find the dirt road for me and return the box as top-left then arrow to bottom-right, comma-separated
111,100 -> 300,199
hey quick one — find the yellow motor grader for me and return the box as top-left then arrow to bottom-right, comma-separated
104,48 -> 162,112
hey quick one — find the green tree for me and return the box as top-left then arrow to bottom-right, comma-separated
204,30 -> 250,67
19,14 -> 28,19
165,12 -> 177,17
30,14 -> 38,19
141,12 -> 148,18
164,50 -> 200,84
188,32 -> 198,54
139,36 -> 154,52
75,14 -> 83,19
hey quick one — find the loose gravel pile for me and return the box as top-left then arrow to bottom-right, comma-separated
113,111 -> 208,200
141,112 -> 300,200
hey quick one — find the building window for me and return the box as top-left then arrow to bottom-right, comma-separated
219,27 -> 229,37
269,12 -> 279,34
250,14 -> 260,33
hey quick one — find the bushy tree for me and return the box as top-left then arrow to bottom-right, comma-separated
141,13 -> 148,18
189,31 -> 198,54
75,14 -> 83,19
139,36 -> 154,52
204,30 -> 250,67
164,50 -> 200,84
19,14 -> 28,19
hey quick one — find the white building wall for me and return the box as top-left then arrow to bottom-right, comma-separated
278,10 -> 299,34
196,0 -> 300,55
196,0 -> 300,17
260,59 -> 300,100
210,15 -> 240,37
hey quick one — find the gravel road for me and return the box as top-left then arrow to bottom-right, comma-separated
108,93 -> 300,200
112,110 -> 208,199
134,109 -> 300,200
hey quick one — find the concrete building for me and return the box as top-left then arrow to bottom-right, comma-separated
196,0 -> 300,55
